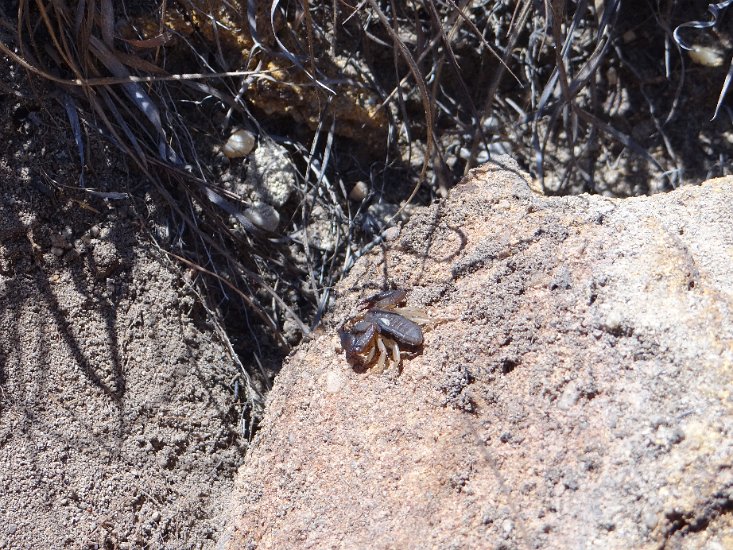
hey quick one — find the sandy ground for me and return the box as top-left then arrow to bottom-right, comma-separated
0,63 -> 247,546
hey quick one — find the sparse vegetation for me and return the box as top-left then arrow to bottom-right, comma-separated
1,0 -> 730,433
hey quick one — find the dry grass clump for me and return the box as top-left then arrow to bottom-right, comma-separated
1,0 -> 730,434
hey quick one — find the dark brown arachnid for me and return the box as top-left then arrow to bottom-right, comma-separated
338,289 -> 429,372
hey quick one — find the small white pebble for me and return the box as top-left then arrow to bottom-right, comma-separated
349,181 -> 369,201
244,203 -> 280,232
643,511 -> 658,529
222,129 -> 256,159
325,371 -> 344,393
689,45 -> 724,68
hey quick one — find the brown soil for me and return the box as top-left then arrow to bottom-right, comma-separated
0,61 -> 246,548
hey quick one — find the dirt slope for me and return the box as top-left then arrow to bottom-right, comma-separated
0,162 -> 246,548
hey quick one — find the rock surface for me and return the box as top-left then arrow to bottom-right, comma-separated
220,157 -> 733,549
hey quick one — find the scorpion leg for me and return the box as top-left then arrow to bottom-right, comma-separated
389,338 -> 401,368
364,342 -> 376,364
373,337 -> 389,373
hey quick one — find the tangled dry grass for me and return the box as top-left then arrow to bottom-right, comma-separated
0,0 -> 730,434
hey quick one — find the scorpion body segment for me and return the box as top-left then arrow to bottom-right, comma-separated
339,288 -> 426,372
369,310 -> 424,347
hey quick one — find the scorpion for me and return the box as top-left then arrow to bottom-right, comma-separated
338,289 -> 430,372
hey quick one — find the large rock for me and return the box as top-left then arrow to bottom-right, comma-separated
220,157 -> 733,549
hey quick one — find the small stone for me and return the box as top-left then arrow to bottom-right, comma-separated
643,511 -> 658,529
325,371 -> 344,394
689,45 -> 724,68
349,181 -> 369,201
51,246 -> 64,257
383,226 -> 401,241
244,203 -> 280,233
557,384 -> 580,410
222,129 -> 256,159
